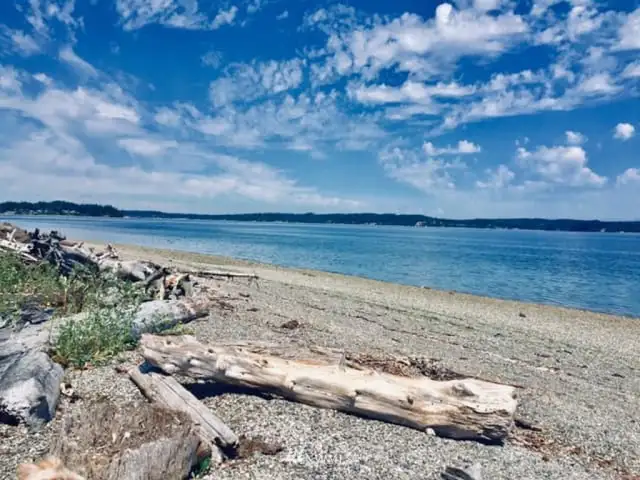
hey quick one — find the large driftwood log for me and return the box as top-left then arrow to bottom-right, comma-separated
140,335 -> 518,443
129,366 -> 238,462
51,399 -> 202,480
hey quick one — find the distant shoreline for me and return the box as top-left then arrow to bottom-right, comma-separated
2,200 -> 640,233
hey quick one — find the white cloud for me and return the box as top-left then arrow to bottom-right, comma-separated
351,80 -> 474,106
276,10 -> 289,20
616,168 -> 640,186
211,6 -> 238,29
201,50 -> 223,68
616,7 -> 640,51
423,140 -> 481,155
23,0 -> 82,39
115,0 -> 238,31
565,130 -> 586,145
472,0 -> 503,12
0,66 -> 361,211
622,61 -> 640,78
118,138 -> 179,157
516,144 -> 606,187
209,58 -> 305,107
613,123 -> 635,140
33,73 -> 53,86
476,165 -> 514,189
577,73 -> 620,95
311,2 -> 528,81
0,66 -> 23,93
59,46 -> 99,77
1,28 -> 41,56
379,146 -> 463,191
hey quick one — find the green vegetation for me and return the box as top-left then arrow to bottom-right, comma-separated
2,200 -> 640,232
0,250 -> 145,368
189,455 -> 212,479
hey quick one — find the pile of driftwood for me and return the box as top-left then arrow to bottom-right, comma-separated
0,223 -> 191,300
0,223 -> 211,429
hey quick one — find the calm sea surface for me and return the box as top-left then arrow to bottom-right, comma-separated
5,216 -> 640,318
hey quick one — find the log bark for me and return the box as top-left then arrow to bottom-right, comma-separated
51,399 -> 203,480
129,366 -> 238,462
140,335 -> 518,443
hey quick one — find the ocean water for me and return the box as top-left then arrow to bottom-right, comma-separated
4,216 -> 640,318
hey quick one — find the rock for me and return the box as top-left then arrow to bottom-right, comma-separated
0,320 -> 62,427
0,349 -> 63,426
441,463 -> 482,480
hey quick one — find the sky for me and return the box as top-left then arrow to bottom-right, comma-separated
0,0 -> 639,219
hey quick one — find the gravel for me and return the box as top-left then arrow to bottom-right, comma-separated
1,243 -> 638,480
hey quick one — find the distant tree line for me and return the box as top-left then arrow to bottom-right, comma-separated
2,201 -> 639,232
124,210 -> 640,233
0,201 -> 123,217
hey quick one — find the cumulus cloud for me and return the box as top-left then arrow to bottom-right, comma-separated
616,168 -> 640,186
476,165 -> 515,189
614,123 -> 635,140
516,145 -> 606,187
616,7 -> 640,51
565,130 -> 586,145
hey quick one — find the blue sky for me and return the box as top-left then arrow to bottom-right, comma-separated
0,0 -> 639,219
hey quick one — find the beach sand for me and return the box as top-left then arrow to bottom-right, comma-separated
1,242 -> 638,480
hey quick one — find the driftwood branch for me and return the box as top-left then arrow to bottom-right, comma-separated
129,366 -> 238,463
140,335 -> 518,443
189,270 -> 258,280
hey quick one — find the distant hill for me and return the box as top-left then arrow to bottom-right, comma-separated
2,201 -> 639,233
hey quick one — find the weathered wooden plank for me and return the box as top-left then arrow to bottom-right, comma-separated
129,366 -> 238,462
140,334 -> 518,443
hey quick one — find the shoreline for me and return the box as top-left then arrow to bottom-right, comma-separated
85,240 -> 640,323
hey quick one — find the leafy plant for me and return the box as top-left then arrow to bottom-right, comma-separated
0,250 -> 146,368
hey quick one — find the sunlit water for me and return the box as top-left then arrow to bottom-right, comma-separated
5,216 -> 640,318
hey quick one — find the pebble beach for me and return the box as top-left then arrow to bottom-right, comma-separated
1,241 -> 638,480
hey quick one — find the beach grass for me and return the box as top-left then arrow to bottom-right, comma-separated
0,250 -> 145,367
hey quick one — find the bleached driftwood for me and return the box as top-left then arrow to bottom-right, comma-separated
51,399 -> 203,480
129,366 -> 238,463
140,335 -> 518,443
131,297 -> 209,339
190,270 -> 258,280
0,239 -> 39,262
